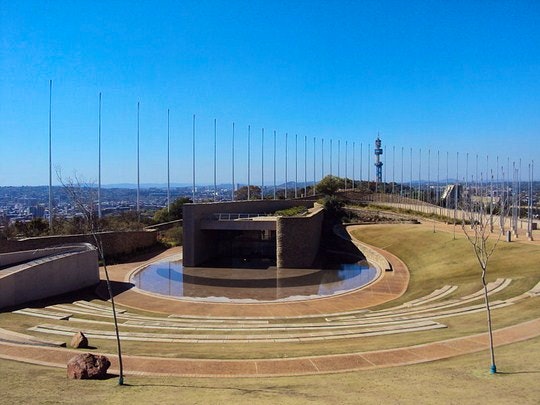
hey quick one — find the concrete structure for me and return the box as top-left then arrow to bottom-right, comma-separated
0,244 -> 99,309
183,199 -> 323,268
0,230 -> 158,258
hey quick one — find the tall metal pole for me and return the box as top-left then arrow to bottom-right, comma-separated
285,132 -> 288,199
304,135 -> 307,195
167,109 -> 171,210
418,148 -> 422,202
427,149 -> 430,205
261,128 -> 264,199
344,141 -> 348,189
232,122 -> 235,201
400,146 -> 404,197
476,154 -> 479,189
437,150 -> 440,211
337,139 -> 341,178
321,138 -> 324,179
368,143 -> 371,186
191,113 -> 195,202
247,125 -> 251,200
330,139 -> 333,175
98,92 -> 102,219
213,118 -> 217,201
454,151 -> 459,239
273,130 -> 276,200
313,137 -> 316,196
48,80 -> 53,233
446,151 -> 449,211
392,145 -> 395,196
360,142 -> 363,184
516,161 -> 519,233
352,142 -> 356,190
137,102 -> 140,215
295,133 -> 298,198
466,152 -> 469,190
409,147 -> 412,199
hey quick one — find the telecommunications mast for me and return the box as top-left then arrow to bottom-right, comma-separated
374,135 -> 383,189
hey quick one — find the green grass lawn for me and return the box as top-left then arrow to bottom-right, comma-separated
1,223 -> 539,403
2,336 -> 539,404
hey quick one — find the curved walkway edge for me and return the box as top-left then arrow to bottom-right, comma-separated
1,318 -> 539,377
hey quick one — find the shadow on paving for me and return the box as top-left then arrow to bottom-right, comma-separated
95,280 -> 135,300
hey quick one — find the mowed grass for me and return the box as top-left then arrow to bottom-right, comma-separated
1,336 -> 540,404
350,223 -> 540,307
1,223 -> 540,403
0,223 -> 538,360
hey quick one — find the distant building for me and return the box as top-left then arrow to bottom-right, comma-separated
29,205 -> 45,218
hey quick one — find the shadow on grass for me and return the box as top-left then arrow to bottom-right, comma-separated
496,370 -> 540,375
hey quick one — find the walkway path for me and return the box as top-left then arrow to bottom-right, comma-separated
1,319 -> 539,377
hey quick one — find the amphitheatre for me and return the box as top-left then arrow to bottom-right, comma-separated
1,196 -> 539,403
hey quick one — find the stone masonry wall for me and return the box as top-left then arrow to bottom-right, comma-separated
0,230 -> 158,258
276,207 -> 324,268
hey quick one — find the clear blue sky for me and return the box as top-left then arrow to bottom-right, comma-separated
1,0 -> 539,186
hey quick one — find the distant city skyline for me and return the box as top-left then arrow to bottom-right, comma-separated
1,1 -> 539,187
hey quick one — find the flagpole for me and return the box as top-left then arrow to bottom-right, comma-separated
213,118 -> 217,202
247,125 -> 251,200
232,122 -> 235,201
191,114 -> 195,202
261,128 -> 264,199
167,109 -> 171,211
48,80 -> 53,233
137,102 -> 140,218
98,92 -> 102,219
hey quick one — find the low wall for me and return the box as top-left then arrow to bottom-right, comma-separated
0,244 -> 99,309
335,225 -> 392,272
276,207 -> 324,268
0,245 -> 87,268
0,230 -> 158,258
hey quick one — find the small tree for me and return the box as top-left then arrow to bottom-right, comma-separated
235,185 -> 261,200
58,172 -> 125,385
153,197 -> 191,223
461,183 -> 509,374
316,175 -> 343,196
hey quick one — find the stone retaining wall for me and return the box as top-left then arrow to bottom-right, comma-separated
0,230 -> 158,258
0,244 -> 99,309
276,207 -> 324,268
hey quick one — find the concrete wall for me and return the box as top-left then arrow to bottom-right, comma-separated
334,225 -> 392,272
0,230 -> 158,258
183,199 -> 318,266
0,245 -> 88,268
276,207 -> 324,268
0,244 -> 99,309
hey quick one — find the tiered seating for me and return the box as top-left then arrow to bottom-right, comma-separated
7,276 -> 539,347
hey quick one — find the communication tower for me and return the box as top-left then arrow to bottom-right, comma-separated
374,135 -> 383,184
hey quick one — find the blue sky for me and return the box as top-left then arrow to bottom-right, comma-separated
1,0 -> 539,186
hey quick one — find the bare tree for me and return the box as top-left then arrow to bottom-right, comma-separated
461,176 -> 509,374
57,170 -> 125,385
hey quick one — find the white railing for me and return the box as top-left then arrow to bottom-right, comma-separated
212,213 -> 274,221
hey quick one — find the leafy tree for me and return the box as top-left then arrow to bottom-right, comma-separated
153,197 -> 191,223
235,185 -> 261,200
315,175 -> 343,196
